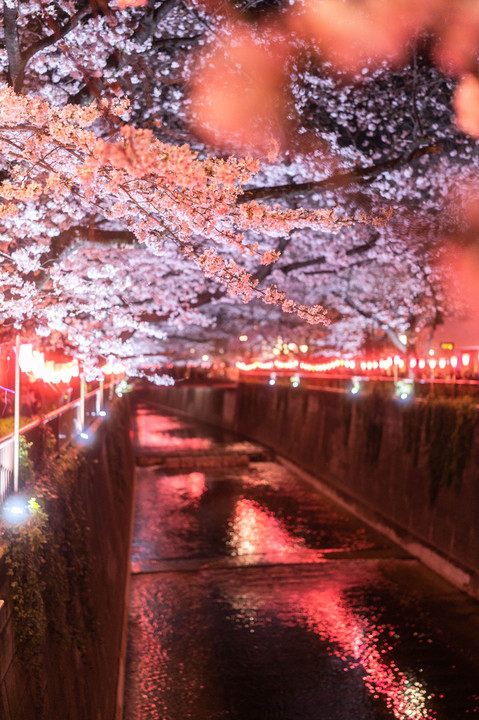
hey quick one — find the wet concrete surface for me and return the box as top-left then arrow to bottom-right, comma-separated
124,405 -> 479,720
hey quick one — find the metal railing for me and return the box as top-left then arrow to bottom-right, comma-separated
0,384 -> 113,506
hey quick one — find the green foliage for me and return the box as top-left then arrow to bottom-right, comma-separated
402,396 -> 477,504
0,416 -> 30,438
0,437 -> 96,672
37,448 -> 97,651
0,398 -> 132,701
2,501 -> 48,663
19,435 -> 34,486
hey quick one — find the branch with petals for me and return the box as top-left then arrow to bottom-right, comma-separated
240,144 -> 442,203
3,0 -> 91,92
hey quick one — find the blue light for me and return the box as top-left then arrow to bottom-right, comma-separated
2,494 -> 30,525
80,432 -> 89,440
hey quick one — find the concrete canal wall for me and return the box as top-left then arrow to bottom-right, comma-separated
0,399 -> 135,720
147,382 -> 479,601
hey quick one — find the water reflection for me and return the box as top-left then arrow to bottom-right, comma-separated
227,497 -> 324,563
225,570 -> 433,720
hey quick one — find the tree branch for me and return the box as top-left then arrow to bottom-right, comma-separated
240,143 -> 442,203
22,2 -> 91,67
278,232 -> 379,274
3,0 -> 23,91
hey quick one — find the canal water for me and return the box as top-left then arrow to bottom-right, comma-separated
123,404 -> 479,720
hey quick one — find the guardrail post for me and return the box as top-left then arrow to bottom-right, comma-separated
13,334 -> 20,493
97,379 -> 104,415
80,374 -> 85,431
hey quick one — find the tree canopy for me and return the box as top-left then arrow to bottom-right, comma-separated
1,0 -> 478,375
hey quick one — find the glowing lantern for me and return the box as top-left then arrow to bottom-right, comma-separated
18,344 -> 34,372
438,358 -> 447,369
418,359 -> 426,369
32,351 -> 45,378
43,361 -> 56,383
429,359 -> 437,370
450,356 -> 458,368
409,358 -> 417,368
462,353 -> 470,366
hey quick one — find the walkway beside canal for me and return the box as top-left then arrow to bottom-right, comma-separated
123,402 -> 479,720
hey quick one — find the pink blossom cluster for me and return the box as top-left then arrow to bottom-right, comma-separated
0,87 -> 362,339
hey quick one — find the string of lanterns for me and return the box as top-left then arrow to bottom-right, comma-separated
236,352 -> 474,375
16,344 -> 125,384
18,344 -> 80,383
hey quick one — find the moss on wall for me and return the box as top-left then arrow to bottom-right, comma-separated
402,396 -> 477,504
0,397 -> 134,720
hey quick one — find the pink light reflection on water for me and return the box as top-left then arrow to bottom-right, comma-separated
227,497 -> 325,562
225,569 -> 434,720
294,586 -> 433,720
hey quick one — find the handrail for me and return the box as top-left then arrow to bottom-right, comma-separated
0,384 -> 114,504
0,387 -> 107,446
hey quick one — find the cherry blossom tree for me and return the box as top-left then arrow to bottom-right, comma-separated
0,0 -> 478,374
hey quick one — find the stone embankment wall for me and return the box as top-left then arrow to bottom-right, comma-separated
147,382 -> 479,600
0,398 -> 135,720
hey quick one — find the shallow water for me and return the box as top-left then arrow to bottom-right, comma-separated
124,406 -> 479,720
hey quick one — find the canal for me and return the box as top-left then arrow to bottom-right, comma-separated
123,402 -> 479,720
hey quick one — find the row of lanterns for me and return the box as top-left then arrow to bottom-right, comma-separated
17,345 -> 125,384
236,353 -> 475,375
18,344 -> 80,383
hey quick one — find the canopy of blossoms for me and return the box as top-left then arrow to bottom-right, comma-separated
0,0 -> 478,375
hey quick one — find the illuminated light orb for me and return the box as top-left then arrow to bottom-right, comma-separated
201,354 -> 209,361
462,353 -> 470,366
2,494 -> 30,525
299,344 -> 308,353
450,356 -> 458,368
418,359 -> 426,369
410,358 -> 417,368
239,335 -> 248,342
438,358 -> 447,369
